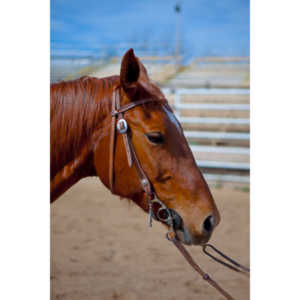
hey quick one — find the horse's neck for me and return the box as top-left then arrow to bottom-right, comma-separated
50,76 -> 118,181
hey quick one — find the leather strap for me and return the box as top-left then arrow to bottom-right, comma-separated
115,91 -> 133,168
109,91 -> 117,191
166,232 -> 235,300
109,88 -> 161,203
111,98 -> 167,116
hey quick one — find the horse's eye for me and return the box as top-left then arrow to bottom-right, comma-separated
145,132 -> 164,144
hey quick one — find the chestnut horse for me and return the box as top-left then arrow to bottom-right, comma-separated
51,49 -> 220,245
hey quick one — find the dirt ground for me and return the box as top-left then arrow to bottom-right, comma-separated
51,178 -> 249,300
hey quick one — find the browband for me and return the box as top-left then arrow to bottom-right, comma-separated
111,98 -> 167,116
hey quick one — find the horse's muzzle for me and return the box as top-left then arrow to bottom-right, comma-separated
170,209 -> 216,246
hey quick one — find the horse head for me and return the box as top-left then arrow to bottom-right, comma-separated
93,49 -> 220,245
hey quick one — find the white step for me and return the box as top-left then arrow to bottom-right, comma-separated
175,103 -> 249,110
162,88 -> 250,95
203,173 -> 250,183
179,117 -> 249,125
190,145 -> 249,155
184,131 -> 250,140
196,160 -> 250,170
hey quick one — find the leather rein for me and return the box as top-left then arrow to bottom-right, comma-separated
108,87 -> 249,300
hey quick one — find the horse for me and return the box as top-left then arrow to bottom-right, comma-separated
50,48 -> 220,246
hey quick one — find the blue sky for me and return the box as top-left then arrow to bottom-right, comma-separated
51,0 -> 249,59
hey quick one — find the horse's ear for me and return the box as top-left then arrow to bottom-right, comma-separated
120,49 -> 140,95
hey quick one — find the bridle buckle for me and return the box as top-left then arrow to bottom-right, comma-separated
116,118 -> 128,134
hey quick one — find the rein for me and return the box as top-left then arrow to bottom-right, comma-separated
166,232 -> 249,300
109,88 -> 250,300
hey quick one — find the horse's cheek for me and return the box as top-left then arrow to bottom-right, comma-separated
93,138 -> 110,189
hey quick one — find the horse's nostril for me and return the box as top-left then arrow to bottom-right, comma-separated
170,209 -> 183,231
203,215 -> 215,234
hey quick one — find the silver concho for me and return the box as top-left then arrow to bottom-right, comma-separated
116,118 -> 128,134
152,198 -> 173,227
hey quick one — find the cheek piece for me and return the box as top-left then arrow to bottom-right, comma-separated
109,87 -> 171,229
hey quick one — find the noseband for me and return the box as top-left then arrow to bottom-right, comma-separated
108,87 -> 249,300
109,87 -> 174,229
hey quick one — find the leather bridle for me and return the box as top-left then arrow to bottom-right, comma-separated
108,87 -> 249,300
109,87 -> 175,229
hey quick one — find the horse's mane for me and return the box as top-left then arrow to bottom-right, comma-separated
50,74 -> 170,179
50,76 -> 119,178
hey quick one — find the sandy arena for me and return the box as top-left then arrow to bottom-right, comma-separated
51,178 -> 249,300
